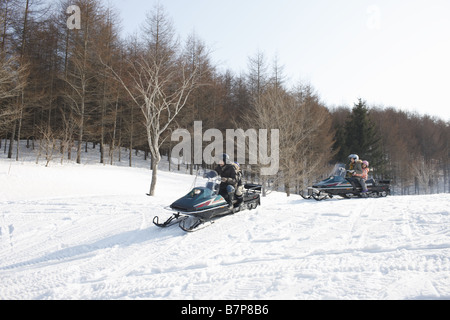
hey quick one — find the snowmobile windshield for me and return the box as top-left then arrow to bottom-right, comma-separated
192,170 -> 221,194
331,164 -> 347,177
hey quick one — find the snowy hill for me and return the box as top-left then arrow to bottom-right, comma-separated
1,143 -> 449,300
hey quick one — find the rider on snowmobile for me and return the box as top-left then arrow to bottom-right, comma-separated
345,154 -> 360,177
354,160 -> 370,193
345,154 -> 363,191
215,153 -> 238,209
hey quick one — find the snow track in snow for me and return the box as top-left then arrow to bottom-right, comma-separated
1,158 -> 449,300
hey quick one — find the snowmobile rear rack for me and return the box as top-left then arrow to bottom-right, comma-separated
244,183 -> 262,193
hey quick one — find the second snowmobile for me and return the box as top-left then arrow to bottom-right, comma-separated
153,170 -> 261,232
302,165 -> 390,201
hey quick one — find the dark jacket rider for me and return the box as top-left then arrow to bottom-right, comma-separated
215,154 -> 237,209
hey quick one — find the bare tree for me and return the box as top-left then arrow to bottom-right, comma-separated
94,6 -> 121,165
106,5 -> 202,195
247,50 -> 268,101
290,84 -> 335,192
62,0 -> 108,164
243,50 -> 271,194
178,30 -> 213,175
0,54 -> 28,134
241,81 -> 334,196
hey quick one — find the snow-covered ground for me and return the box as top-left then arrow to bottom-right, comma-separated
1,143 -> 449,300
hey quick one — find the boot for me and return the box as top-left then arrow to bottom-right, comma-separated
235,195 -> 244,207
227,193 -> 235,210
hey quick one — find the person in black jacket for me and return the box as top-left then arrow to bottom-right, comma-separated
345,154 -> 363,191
215,154 -> 237,210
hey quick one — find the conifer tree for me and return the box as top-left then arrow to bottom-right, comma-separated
344,99 -> 385,177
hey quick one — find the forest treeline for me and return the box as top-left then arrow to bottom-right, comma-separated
1,0 -> 448,195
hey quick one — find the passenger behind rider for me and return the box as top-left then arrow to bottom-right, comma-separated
353,160 -> 370,193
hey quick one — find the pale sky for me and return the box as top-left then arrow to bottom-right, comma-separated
109,0 -> 450,121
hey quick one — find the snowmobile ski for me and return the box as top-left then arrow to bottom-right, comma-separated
153,213 -> 188,228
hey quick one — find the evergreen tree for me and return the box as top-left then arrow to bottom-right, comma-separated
344,99 -> 385,177
333,125 -> 348,162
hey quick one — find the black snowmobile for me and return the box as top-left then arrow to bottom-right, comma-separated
301,165 -> 390,201
153,170 -> 261,232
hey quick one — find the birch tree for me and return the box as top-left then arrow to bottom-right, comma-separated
107,5 -> 202,195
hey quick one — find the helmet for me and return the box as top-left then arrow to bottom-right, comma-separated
362,160 -> 369,167
348,154 -> 359,161
221,153 -> 230,163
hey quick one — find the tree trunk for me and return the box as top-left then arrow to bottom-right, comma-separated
76,101 -> 84,164
129,104 -> 134,167
16,99 -> 23,161
284,181 -> 291,197
15,0 -> 29,161
8,122 -> 16,159
148,151 -> 161,196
